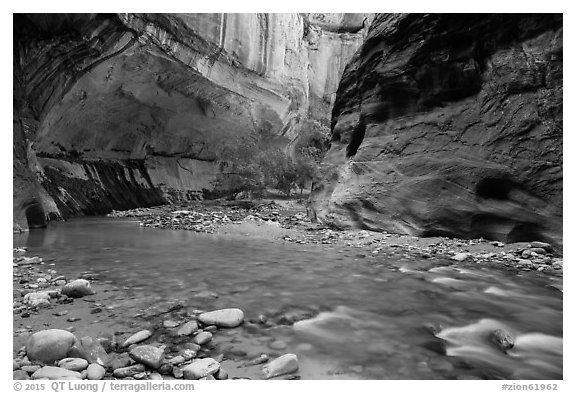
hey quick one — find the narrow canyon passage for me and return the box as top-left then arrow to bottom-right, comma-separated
13,12 -> 562,382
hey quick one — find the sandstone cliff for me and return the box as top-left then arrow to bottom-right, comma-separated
13,13 -> 371,230
310,14 -> 563,245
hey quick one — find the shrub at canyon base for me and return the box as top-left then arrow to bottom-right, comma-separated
212,137 -> 318,199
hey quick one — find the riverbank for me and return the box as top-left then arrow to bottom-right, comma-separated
109,200 -> 563,276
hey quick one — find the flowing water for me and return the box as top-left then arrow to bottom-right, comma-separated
13,217 -> 563,380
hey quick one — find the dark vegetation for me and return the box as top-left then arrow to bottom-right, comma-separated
212,129 -> 327,200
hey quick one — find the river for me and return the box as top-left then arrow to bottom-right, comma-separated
13,217 -> 563,380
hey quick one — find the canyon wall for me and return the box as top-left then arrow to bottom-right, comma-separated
310,14 -> 563,245
13,13 -> 371,230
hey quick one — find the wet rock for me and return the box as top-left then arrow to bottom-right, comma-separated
158,363 -> 173,375
26,329 -> 77,363
169,356 -> 186,365
173,367 -> 184,378
21,365 -> 42,373
13,370 -> 30,380
18,257 -> 42,266
214,368 -> 228,380
199,374 -> 215,380
176,321 -> 198,336
268,340 -> 288,350
451,253 -> 471,262
489,329 -> 515,352
113,364 -> 146,378
241,354 -> 269,367
129,345 -> 165,369
198,308 -> 244,328
61,279 -> 95,298
149,372 -> 163,380
96,332 -> 115,352
531,241 -> 553,252
86,364 -> 106,380
163,320 -> 180,328
530,247 -> 547,255
122,330 -> 152,347
68,336 -> 108,366
552,260 -> 563,270
13,360 -> 19,370
522,250 -> 534,259
262,354 -> 299,379
58,358 -> 89,371
23,292 -> 51,308
31,366 -> 82,380
109,352 -> 131,370
182,358 -> 220,380
193,331 -> 212,345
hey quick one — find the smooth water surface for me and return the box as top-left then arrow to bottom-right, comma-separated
14,217 -> 563,380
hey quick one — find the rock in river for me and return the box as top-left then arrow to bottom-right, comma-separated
26,329 -> 77,363
176,321 -> 198,336
262,354 -> 299,379
129,345 -> 165,369
61,279 -> 95,298
68,336 -> 108,366
489,329 -> 515,352
198,308 -> 244,328
122,329 -> 152,347
193,331 -> 212,345
182,358 -> 220,380
31,366 -> 82,380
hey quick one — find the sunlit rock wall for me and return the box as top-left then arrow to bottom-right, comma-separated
13,13 -> 372,230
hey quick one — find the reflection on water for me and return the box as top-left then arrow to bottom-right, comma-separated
14,217 -> 563,379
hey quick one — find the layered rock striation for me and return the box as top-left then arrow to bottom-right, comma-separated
13,13 -> 371,230
310,14 -> 563,245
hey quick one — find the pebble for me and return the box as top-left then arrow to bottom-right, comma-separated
86,364 -> 106,380
169,355 -> 186,365
530,241 -> 553,252
193,331 -> 213,345
57,358 -> 89,371
61,279 -> 95,298
176,321 -> 198,336
262,354 -> 299,379
122,330 -> 153,347
21,365 -> 42,373
23,292 -> 51,308
163,320 -> 180,328
198,308 -> 244,328
182,358 -> 220,379
13,370 -> 30,380
150,372 -> 163,380
69,336 -> 108,366
129,345 -> 165,369
109,352 -> 132,370
31,366 -> 82,380
113,364 -> 146,378
26,329 -> 77,363
451,253 -> 471,262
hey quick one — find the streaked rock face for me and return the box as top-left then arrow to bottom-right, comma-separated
13,13 -> 371,230
310,14 -> 563,245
